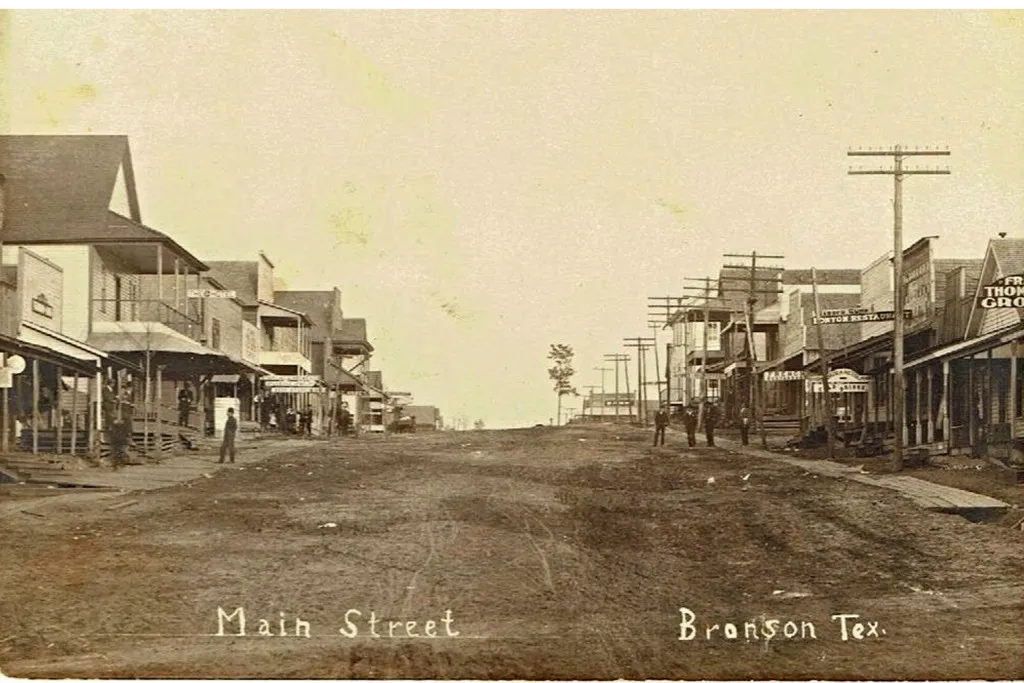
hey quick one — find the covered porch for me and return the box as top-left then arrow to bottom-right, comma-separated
87,321 -> 261,440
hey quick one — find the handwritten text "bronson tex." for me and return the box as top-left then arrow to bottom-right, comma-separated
679,608 -> 887,642
216,607 -> 461,638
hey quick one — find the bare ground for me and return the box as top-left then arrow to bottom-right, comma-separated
0,424 -> 1021,680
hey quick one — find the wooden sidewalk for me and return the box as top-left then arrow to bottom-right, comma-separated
720,437 -> 1010,515
0,438 -> 310,492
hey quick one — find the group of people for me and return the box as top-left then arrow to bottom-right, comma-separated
651,399 -> 729,448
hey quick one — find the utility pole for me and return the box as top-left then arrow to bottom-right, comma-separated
649,322 -> 663,406
648,295 -> 693,407
849,145 -> 951,472
582,384 -> 600,421
593,367 -> 611,422
604,354 -> 629,423
624,337 -> 655,424
811,267 -> 839,459
679,279 -> 722,429
723,252 -> 785,449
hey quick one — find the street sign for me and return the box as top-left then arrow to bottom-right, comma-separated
813,309 -> 912,324
764,370 -> 804,382
5,354 -> 25,374
187,288 -> 237,299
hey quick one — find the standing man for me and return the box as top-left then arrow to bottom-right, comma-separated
177,384 -> 194,428
303,405 -> 314,436
682,402 -> 698,447
705,399 -> 721,447
339,402 -> 352,437
653,405 -> 669,446
109,415 -> 130,470
219,407 -> 238,464
738,403 -> 751,446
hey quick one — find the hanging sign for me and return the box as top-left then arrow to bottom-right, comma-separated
978,274 -> 1024,308
813,308 -> 913,324
263,375 -> 321,386
269,386 -> 325,394
809,368 -> 870,393
0,367 -> 12,389
187,288 -> 237,299
764,370 -> 804,382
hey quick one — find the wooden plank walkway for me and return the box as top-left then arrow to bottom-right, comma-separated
0,439 -> 310,492
720,437 -> 1010,514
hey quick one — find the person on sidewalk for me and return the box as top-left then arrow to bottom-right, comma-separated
682,403 -> 698,447
219,407 -> 238,464
653,405 -> 669,446
739,403 -> 751,446
177,385 -> 194,428
303,406 -> 314,437
110,415 -> 130,470
704,399 -> 721,447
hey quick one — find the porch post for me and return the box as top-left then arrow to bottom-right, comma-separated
157,245 -> 163,302
55,364 -> 63,455
1011,341 -> 1018,440
70,372 -> 79,455
987,347 -> 994,431
968,355 -> 975,447
927,365 -> 935,444
156,365 -> 163,446
943,360 -> 951,453
914,368 -> 923,446
31,358 -> 39,455
884,368 -> 892,438
1,384 -> 8,454
87,370 -> 97,452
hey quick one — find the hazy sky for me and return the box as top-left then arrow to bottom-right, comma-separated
2,10 -> 1022,428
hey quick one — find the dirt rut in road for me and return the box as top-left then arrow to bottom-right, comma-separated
1,427 -> 1021,679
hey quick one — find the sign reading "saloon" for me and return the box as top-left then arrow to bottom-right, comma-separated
979,274 -> 1024,308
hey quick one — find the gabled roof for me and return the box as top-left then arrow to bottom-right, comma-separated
990,238 -> 1024,277
0,135 -> 139,238
0,136 -> 206,271
965,239 -> 1024,338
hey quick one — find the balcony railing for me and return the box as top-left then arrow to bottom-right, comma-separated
92,299 -> 204,343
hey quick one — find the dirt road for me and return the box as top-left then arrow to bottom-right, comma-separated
1,425 -> 1021,679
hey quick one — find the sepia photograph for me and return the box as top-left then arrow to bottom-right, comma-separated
0,7 -> 1022,680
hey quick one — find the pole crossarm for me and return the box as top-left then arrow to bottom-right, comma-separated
849,170 -> 950,175
847,148 -> 950,156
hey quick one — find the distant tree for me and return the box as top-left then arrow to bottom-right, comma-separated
547,343 -> 577,427
473,419 -> 485,430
